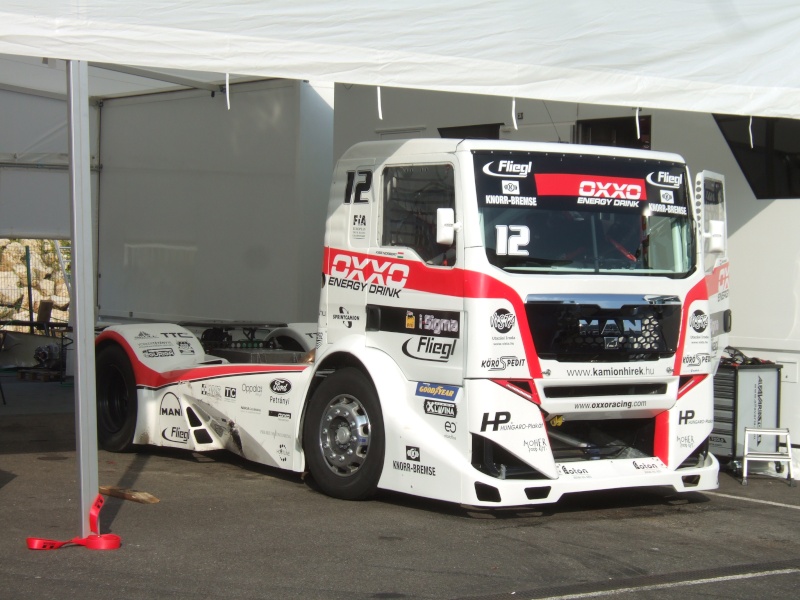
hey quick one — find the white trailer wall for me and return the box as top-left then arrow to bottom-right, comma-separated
334,83 -> 800,438
97,79 -> 333,324
0,88 -> 99,238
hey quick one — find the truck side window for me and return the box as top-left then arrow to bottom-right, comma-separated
381,164 -> 456,265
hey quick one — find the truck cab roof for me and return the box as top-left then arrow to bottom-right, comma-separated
339,138 -> 686,165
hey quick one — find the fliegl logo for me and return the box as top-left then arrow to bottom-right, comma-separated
646,171 -> 684,189
402,337 -> 457,362
482,160 -> 533,178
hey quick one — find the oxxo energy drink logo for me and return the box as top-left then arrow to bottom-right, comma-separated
328,254 -> 409,298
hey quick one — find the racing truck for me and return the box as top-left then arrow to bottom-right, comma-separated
95,138 -> 730,506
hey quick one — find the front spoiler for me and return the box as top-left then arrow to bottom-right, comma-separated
461,452 -> 719,507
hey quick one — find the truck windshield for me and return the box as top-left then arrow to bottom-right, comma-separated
473,151 -> 694,276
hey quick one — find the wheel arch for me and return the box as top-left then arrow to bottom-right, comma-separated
298,346 -> 407,451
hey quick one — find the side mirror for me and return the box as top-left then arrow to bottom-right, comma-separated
705,219 -> 725,254
436,208 -> 457,245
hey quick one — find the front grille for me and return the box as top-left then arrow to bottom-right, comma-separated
548,418 -> 655,462
525,297 -> 680,362
543,383 -> 667,398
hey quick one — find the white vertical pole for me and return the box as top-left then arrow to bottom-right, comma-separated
67,60 -> 99,537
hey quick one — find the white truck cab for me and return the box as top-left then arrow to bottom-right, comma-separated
96,139 -> 730,506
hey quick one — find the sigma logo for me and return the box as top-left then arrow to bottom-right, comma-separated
579,180 -> 642,200
482,160 -> 533,178
159,393 -> 182,417
424,400 -> 457,418
270,379 -> 292,394
420,313 -> 459,335
690,310 -> 709,333
646,171 -> 684,189
480,356 -> 526,371
406,446 -> 421,461
502,180 -> 520,195
143,348 -> 174,358
402,337 -> 457,362
490,308 -> 516,334
331,254 -> 409,287
579,319 -> 642,336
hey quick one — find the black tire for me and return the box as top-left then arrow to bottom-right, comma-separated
95,344 -> 138,452
302,368 -> 385,500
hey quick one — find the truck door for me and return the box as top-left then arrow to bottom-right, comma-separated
365,160 -> 465,385
696,170 -> 731,370
323,161 -> 375,345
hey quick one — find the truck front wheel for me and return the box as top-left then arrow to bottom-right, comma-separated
303,368 -> 385,500
95,344 -> 138,452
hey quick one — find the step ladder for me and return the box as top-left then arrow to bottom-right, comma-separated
742,427 -> 794,487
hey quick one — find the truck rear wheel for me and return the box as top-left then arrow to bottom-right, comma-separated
95,344 -> 138,452
303,368 -> 385,500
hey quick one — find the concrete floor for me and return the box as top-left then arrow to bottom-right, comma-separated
1,372 -> 798,600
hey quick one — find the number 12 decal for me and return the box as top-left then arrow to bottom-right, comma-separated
344,170 -> 372,204
495,225 -> 530,256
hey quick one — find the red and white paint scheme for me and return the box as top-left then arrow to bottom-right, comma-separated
95,139 -> 730,506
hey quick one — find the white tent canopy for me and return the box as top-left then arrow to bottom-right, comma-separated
1,0 -> 799,119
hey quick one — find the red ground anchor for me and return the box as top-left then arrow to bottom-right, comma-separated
26,494 -> 121,551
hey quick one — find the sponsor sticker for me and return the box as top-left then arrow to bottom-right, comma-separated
143,348 -> 174,358
690,310 -> 709,333
479,356 -> 526,371
270,379 -> 292,394
402,337 -> 457,362
490,309 -> 516,334
415,382 -> 459,401
424,400 -> 457,418
333,306 -> 360,328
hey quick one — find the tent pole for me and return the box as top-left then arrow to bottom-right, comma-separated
66,60 -> 99,538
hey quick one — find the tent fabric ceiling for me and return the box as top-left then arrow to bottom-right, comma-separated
0,0 -> 799,118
